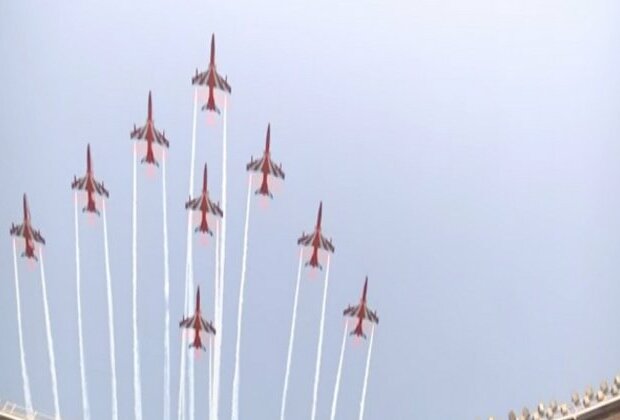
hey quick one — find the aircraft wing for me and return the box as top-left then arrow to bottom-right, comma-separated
191,70 -> 210,86
318,235 -> 335,253
179,315 -> 195,329
185,197 -> 202,211
71,176 -> 88,191
207,200 -> 224,217
214,72 -> 231,93
297,232 -> 334,252
153,129 -> 170,148
32,229 -> 45,244
201,318 -> 216,335
246,157 -> 263,173
10,223 -> 24,238
297,232 -> 315,247
366,308 -> 379,324
192,68 -> 231,93
343,305 -> 360,318
93,179 -> 110,198
269,160 -> 285,179
130,125 -> 147,140
246,157 -> 285,179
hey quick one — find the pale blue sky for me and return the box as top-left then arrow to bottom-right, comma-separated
1,1 -> 620,419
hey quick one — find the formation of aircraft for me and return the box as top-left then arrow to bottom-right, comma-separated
297,202 -> 335,270
179,287 -> 216,351
246,124 -> 285,198
185,164 -> 224,236
130,91 -> 170,167
9,32 -> 380,390
343,277 -> 379,339
10,194 -> 45,261
192,34 -> 232,114
71,144 -> 109,215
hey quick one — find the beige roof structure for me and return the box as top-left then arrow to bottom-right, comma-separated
487,374 -> 620,420
0,401 -> 55,420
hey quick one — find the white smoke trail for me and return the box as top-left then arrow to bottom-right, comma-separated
177,264 -> 189,420
358,326 -> 375,420
12,239 -> 33,414
213,94 -> 229,420
329,323 -> 348,420
211,221 -> 220,420
102,200 -> 119,420
177,259 -> 189,420
187,92 -> 198,420
177,229 -> 190,420
132,144 -> 143,420
39,250 -> 61,419
74,194 -> 91,420
178,88 -> 198,420
310,255 -> 332,420
231,174 -> 253,420
208,340 -> 213,420
279,249 -> 304,420
209,220 -> 220,420
162,153 -> 171,420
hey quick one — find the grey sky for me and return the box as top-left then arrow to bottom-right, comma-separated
1,1 -> 620,419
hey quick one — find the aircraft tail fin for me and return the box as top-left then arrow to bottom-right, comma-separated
201,102 -> 221,114
140,157 -> 160,167
351,323 -> 366,339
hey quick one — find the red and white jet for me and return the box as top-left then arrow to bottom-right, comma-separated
185,164 -> 223,236
297,202 -> 335,269
71,144 -> 109,215
343,277 -> 379,339
246,124 -> 285,198
179,286 -> 216,351
10,194 -> 46,261
130,91 -> 170,167
192,34 -> 232,114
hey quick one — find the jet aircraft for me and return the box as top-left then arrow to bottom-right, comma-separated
10,194 -> 45,261
130,91 -> 170,167
192,34 -> 232,114
246,124 -> 285,198
343,277 -> 379,339
185,164 -> 223,236
71,144 -> 109,215
297,202 -> 335,269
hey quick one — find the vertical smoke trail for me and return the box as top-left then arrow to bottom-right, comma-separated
187,94 -> 198,420
177,226 -> 190,420
310,255 -> 332,420
177,258 -> 189,420
178,88 -> 198,420
102,200 -> 119,420
177,262 -> 189,420
231,174 -> 253,420
213,94 -> 229,420
329,323 -> 348,420
162,153 -> 171,420
12,239 -> 33,414
211,221 -> 220,420
279,249 -> 304,420
132,144 -> 143,420
358,326 -> 375,420
208,340 -> 213,419
39,250 -> 61,419
187,107 -> 197,420
74,194 -> 91,420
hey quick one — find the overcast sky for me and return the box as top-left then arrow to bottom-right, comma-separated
1,1 -> 620,419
